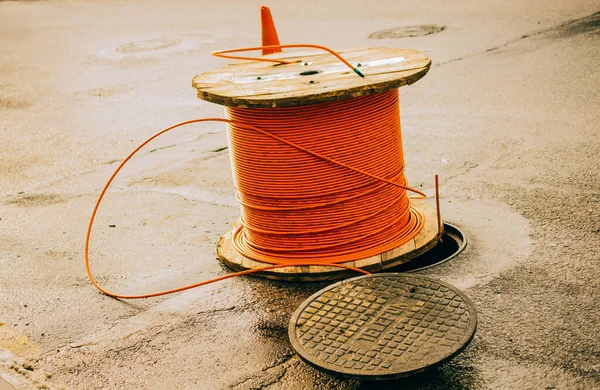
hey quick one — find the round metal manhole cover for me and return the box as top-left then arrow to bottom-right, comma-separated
117,37 -> 182,53
368,25 -> 445,39
289,273 -> 477,380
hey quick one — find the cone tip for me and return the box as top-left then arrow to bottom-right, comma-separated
261,5 -> 281,55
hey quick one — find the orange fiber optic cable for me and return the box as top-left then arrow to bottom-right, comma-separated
226,89 -> 424,264
85,47 -> 426,299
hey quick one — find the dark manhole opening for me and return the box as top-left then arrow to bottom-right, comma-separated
393,222 -> 466,272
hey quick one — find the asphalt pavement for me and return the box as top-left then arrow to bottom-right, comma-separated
0,1 -> 598,389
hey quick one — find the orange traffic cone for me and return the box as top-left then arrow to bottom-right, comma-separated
261,6 -> 281,55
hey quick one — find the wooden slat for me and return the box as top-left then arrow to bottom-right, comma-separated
193,47 -> 431,108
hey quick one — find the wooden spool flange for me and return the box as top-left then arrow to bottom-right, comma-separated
217,199 -> 441,281
193,47 -> 431,108
193,47 -> 437,280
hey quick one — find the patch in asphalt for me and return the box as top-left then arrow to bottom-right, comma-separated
0,85 -> 30,110
4,194 -> 68,208
560,11 -> 600,37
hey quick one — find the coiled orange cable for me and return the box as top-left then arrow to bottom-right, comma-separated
85,46 -> 426,299
227,89 -> 424,264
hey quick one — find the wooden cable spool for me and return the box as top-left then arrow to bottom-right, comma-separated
193,47 -> 440,281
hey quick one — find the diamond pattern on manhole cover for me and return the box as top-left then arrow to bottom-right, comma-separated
288,273 -> 477,380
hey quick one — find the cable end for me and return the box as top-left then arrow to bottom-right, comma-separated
353,67 -> 365,78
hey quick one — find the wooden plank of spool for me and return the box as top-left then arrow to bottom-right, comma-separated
193,47 -> 430,108
217,199 -> 441,282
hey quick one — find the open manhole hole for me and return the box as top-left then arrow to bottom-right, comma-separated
368,25 -> 445,39
393,222 -> 466,272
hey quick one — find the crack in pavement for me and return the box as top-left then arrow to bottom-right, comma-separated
436,11 -> 600,67
228,353 -> 296,390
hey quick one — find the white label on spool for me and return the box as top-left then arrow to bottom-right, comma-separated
361,56 -> 407,68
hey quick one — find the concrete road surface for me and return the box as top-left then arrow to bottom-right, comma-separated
1,0 -> 599,388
